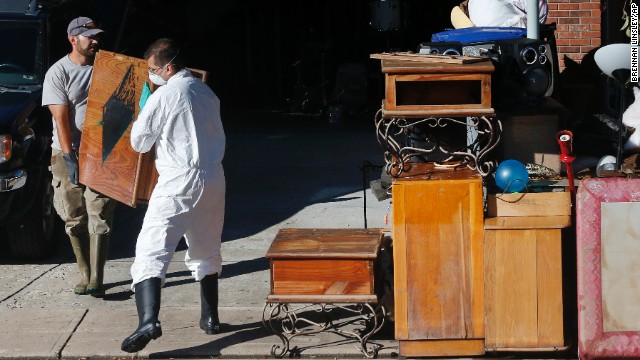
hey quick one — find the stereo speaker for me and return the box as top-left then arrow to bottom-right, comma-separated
493,38 -> 555,98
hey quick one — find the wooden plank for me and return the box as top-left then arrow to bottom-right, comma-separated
271,259 -> 373,296
399,339 -> 485,357
486,192 -> 572,217
392,182 -> 409,340
395,163 -> 481,181
267,294 -> 378,304
266,228 -> 383,258
382,105 -> 495,118
484,216 -> 572,230
485,228 -> 538,348
371,52 -> 489,64
536,230 -> 565,347
79,50 -> 152,207
380,59 -> 495,74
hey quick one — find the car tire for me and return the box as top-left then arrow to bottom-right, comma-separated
6,174 -> 59,260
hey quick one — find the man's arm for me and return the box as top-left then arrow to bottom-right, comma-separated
48,104 -> 79,184
48,104 -> 74,153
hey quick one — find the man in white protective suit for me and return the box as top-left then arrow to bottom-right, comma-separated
121,38 -> 226,353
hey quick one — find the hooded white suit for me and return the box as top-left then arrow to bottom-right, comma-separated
129,69 -> 225,288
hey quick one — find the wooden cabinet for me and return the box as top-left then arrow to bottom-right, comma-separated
392,164 -> 485,357
484,216 -> 567,350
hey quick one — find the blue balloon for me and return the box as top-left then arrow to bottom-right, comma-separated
495,159 -> 529,193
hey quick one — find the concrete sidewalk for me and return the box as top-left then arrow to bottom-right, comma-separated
0,307 -> 398,359
0,114 -> 397,359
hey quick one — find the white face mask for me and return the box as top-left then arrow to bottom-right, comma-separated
149,71 -> 167,86
148,50 -> 178,86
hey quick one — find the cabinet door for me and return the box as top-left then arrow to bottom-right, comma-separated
393,177 -> 484,341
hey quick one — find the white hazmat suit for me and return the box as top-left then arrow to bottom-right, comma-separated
130,69 -> 226,288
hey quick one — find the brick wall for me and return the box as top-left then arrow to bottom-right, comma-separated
546,0 -> 602,71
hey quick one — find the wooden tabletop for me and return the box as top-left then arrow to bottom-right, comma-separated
392,162 -> 481,182
266,228 -> 383,259
380,59 -> 495,74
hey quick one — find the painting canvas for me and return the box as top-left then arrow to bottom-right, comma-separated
78,50 -> 157,207
577,178 -> 640,359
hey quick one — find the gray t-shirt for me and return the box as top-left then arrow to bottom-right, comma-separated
42,55 -> 93,151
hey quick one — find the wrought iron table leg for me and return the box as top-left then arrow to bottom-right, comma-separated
262,303 -> 291,358
262,302 -> 386,358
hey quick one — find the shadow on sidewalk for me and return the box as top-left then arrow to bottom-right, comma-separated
149,320 -> 268,358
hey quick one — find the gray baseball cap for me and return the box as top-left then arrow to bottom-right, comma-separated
67,17 -> 104,37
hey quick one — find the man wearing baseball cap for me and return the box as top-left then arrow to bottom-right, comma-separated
42,16 -> 116,297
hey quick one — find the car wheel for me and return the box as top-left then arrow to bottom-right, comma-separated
6,176 -> 59,260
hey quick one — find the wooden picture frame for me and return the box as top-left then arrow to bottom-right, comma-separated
577,178 -> 640,359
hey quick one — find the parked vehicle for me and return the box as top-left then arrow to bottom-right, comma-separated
0,0 -> 93,259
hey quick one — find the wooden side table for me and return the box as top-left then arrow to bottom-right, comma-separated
372,59 -> 501,178
263,228 -> 386,358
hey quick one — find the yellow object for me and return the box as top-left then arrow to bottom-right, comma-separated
451,6 -> 475,29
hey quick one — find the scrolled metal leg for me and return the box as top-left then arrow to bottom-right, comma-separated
357,303 -> 386,358
262,302 -> 387,358
262,302 -> 291,358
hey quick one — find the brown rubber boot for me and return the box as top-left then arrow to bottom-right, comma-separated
86,234 -> 109,297
69,235 -> 90,295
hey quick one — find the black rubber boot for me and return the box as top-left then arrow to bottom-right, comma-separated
121,278 -> 163,353
199,273 -> 221,334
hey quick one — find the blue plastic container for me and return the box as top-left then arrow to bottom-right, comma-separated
431,27 -> 526,44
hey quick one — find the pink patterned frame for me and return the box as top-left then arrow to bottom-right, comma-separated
577,178 -> 640,359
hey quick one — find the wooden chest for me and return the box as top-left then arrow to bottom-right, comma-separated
266,228 -> 383,304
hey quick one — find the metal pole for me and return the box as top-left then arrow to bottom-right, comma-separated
527,0 -> 539,39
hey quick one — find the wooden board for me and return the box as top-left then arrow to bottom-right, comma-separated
399,339 -> 485,357
486,191 -> 572,217
79,50 -> 156,207
266,228 -> 383,259
371,52 -> 489,64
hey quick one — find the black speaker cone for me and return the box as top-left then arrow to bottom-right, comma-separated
520,46 -> 538,65
522,66 -> 551,96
